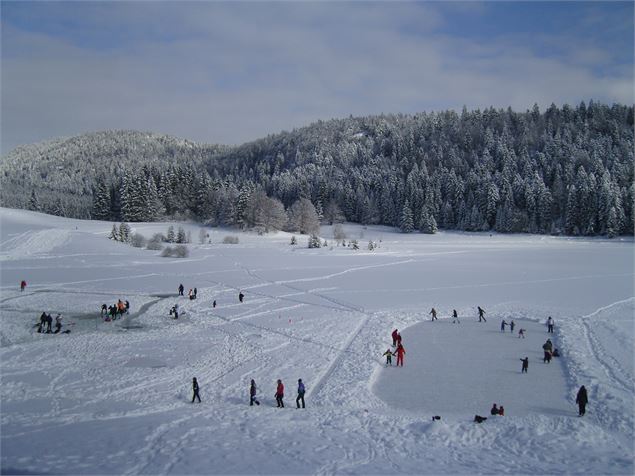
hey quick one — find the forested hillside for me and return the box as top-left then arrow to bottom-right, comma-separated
1,102 -> 632,236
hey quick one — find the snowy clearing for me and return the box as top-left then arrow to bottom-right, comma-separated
1,208 -> 633,475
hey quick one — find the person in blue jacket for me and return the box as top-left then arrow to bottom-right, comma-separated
296,379 -> 306,409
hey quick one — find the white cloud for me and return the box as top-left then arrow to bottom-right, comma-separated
1,3 -> 632,154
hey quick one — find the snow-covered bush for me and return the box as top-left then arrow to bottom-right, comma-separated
223,235 -> 239,244
290,235 -> 297,245
173,245 -> 189,257
308,234 -> 322,248
130,233 -> 146,248
160,245 -> 189,258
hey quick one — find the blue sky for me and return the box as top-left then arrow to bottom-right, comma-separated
1,1 -> 633,153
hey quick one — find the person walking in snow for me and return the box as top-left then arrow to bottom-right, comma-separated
498,406 -> 505,416
391,329 -> 399,346
547,316 -> 554,334
395,332 -> 402,347
394,343 -> 406,367
429,308 -> 438,321
478,306 -> 486,322
510,320 -> 515,333
518,328 -> 526,338
490,403 -> 499,416
452,309 -> 460,324
191,377 -> 201,403
20,280 -> 27,292
296,379 -> 306,409
383,348 -> 393,366
194,287 -> 197,298
275,379 -> 284,408
239,291 -> 244,303
250,379 -> 260,406
46,313 -> 53,333
576,385 -> 588,416
520,357 -> 529,373
213,300 -> 217,308
178,283 -> 184,296
500,320 -> 507,332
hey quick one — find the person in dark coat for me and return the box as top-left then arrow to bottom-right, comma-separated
296,379 -> 306,408
478,306 -> 486,322
194,288 -> 197,298
178,284 -> 184,296
452,309 -> 460,324
576,386 -> 588,416
429,308 -> 438,321
510,320 -> 515,333
490,403 -> 499,415
125,300 -> 130,313
275,379 -> 284,408
46,314 -> 53,333
239,291 -> 244,303
20,280 -> 27,291
250,379 -> 260,406
391,328 -> 399,346
192,377 -> 201,403
500,320 -> 507,332
213,300 -> 217,308
101,304 -> 108,316
520,357 -> 529,373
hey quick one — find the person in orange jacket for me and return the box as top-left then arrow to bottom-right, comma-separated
394,343 -> 406,366
275,379 -> 284,408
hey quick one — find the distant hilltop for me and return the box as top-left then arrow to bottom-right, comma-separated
1,102 -> 633,237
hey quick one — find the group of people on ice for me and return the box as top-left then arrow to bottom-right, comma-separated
35,312 -> 68,334
383,328 -> 406,366
428,307 -> 460,323
101,299 -> 129,321
190,377 -> 307,409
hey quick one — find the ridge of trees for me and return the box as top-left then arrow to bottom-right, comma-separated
1,101 -> 633,237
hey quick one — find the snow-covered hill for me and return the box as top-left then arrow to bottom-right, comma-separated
1,208 -> 633,474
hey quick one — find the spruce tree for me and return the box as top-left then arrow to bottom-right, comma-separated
400,200 -> 415,233
166,225 -> 175,243
91,182 -> 111,220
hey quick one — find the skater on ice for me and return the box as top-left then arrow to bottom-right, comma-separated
383,348 -> 393,366
452,309 -> 460,323
178,283 -> 184,296
478,306 -> 486,322
394,343 -> 406,367
429,308 -> 438,321
500,319 -> 507,332
547,316 -> 554,333
520,357 -> 529,373
391,328 -> 399,346
510,320 -> 515,333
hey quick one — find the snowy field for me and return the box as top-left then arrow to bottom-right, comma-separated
0,207 -> 633,475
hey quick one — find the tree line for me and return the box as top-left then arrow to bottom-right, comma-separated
1,101 -> 632,237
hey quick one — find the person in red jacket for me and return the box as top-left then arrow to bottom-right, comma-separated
391,329 -> 399,346
275,379 -> 284,408
396,332 -> 402,346
20,280 -> 27,292
394,343 -> 406,366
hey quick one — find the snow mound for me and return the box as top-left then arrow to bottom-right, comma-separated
0,228 -> 70,260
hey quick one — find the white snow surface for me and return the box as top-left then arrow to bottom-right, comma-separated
1,208 -> 633,475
